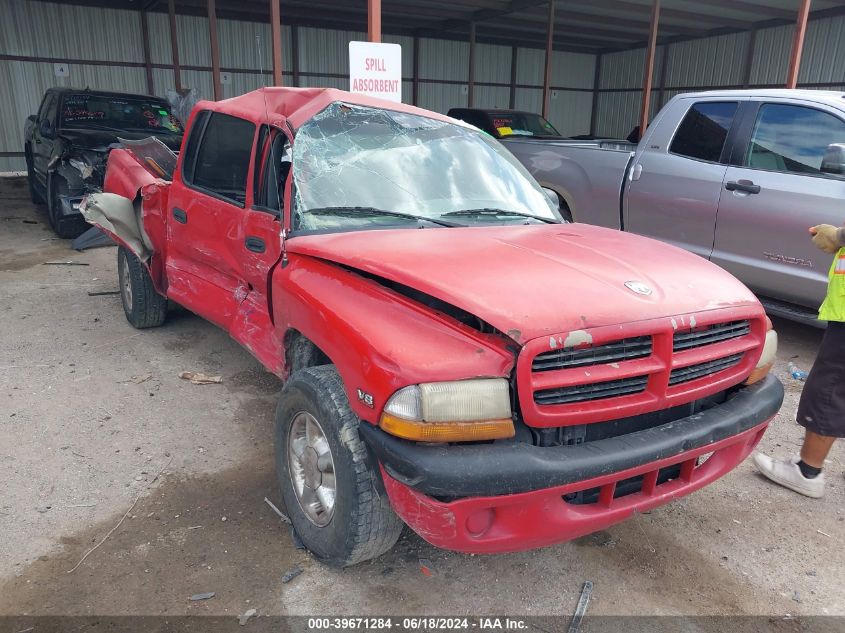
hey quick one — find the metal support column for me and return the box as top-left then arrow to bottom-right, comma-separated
208,0 -> 222,100
468,22 -> 476,107
291,25 -> 300,87
786,0 -> 812,88
742,29 -> 757,88
139,10 -> 155,95
589,53 -> 602,137
542,0 -> 555,119
368,0 -> 381,43
412,34 -> 420,106
168,0 -> 182,91
639,0 -> 660,138
657,42 -> 669,109
270,0 -> 283,86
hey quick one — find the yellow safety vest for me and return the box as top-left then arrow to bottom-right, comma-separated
819,247 -> 845,322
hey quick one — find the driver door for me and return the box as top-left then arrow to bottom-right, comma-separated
225,125 -> 289,374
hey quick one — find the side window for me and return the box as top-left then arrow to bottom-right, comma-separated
669,101 -> 738,163
37,93 -> 54,122
254,130 -> 291,214
190,112 -> 256,205
745,104 -> 845,178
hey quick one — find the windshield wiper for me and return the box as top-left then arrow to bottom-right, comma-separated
306,206 -> 459,227
442,208 -> 558,224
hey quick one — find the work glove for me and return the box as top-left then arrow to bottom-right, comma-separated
809,224 -> 843,254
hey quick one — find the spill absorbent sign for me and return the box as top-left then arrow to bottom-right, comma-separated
349,41 -> 402,103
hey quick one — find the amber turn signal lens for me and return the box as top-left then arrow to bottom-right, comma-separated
379,413 -> 515,442
745,362 -> 773,386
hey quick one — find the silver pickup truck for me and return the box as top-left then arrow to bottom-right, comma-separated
505,90 -> 845,325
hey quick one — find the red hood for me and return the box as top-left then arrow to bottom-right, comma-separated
286,224 -> 761,343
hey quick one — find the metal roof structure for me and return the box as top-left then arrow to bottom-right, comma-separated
34,0 -> 845,54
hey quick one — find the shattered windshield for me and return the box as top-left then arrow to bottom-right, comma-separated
292,102 -> 560,231
61,93 -> 184,135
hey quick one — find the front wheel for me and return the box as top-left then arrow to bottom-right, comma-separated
275,366 -> 403,567
117,246 -> 167,329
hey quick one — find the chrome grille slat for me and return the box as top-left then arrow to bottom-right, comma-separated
668,353 -> 744,386
532,336 -> 652,372
535,376 -> 648,406
673,321 -> 750,351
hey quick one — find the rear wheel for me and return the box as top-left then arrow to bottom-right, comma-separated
47,174 -> 87,239
117,246 -> 167,329
275,366 -> 403,567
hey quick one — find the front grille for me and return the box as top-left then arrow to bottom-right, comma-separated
532,336 -> 652,372
673,320 -> 750,351
534,376 -> 648,406
669,353 -> 743,386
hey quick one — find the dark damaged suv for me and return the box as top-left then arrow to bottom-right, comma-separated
24,87 -> 183,238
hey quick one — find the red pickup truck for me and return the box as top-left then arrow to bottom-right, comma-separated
82,87 -> 783,567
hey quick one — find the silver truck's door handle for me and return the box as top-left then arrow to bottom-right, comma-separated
630,163 -> 643,181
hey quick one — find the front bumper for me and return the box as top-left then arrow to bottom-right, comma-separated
58,194 -> 84,218
360,375 -> 783,553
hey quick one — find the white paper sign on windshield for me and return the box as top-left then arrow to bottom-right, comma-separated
349,41 -> 402,103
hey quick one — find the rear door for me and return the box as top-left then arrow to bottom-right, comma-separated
165,109 -> 258,327
624,98 -> 742,259
712,100 -> 845,309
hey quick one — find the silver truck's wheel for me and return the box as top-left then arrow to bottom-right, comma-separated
117,246 -> 167,329
275,366 -> 403,567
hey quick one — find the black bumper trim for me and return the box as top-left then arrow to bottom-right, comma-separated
359,375 -> 784,497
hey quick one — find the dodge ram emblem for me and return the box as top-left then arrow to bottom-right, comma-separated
624,281 -> 652,296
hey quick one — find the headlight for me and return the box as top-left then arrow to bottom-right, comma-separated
745,317 -> 777,385
380,378 -> 515,442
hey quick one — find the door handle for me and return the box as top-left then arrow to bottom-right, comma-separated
172,208 -> 187,224
725,180 -> 761,194
245,236 -> 266,253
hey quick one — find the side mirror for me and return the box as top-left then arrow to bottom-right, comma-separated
821,143 -> 845,176
27,114 -> 36,124
39,119 -> 55,139
542,186 -> 560,209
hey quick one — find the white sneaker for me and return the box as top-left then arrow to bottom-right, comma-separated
753,453 -> 825,498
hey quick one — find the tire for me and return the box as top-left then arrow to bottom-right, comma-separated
25,151 -> 42,204
275,366 -> 403,567
47,174 -> 87,239
117,246 -> 167,329
558,197 -> 574,223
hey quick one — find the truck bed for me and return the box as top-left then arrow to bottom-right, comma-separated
504,138 -> 635,228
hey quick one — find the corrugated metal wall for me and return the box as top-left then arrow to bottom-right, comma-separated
594,16 -> 845,139
4,0 -> 845,170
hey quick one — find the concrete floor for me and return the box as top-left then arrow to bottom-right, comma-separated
1,175 -> 843,623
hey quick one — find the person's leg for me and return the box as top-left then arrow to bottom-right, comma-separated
800,430 -> 837,469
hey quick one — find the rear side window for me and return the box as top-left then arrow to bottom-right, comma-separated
745,104 -> 845,178
190,112 -> 256,205
670,101 -> 738,163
